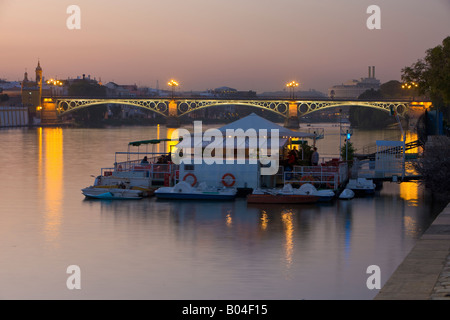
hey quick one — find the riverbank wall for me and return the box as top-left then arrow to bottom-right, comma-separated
0,106 -> 29,127
375,202 -> 450,300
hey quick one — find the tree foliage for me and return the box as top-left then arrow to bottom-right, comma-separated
402,36 -> 450,120
67,80 -> 107,123
340,141 -> 355,163
413,136 -> 450,201
348,86 -> 398,129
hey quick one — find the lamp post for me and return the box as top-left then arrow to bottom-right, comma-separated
168,79 -> 179,99
286,81 -> 299,99
46,78 -> 63,97
401,81 -> 418,101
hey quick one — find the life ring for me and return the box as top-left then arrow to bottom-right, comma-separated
221,173 -> 236,187
183,173 -> 197,186
300,175 -> 315,185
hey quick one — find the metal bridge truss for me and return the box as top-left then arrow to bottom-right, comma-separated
296,100 -> 409,117
56,99 -> 170,117
55,98 -> 411,118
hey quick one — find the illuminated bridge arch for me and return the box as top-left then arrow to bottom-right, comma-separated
56,99 -> 170,117
176,99 -> 290,118
54,98 -> 415,119
297,100 -> 409,118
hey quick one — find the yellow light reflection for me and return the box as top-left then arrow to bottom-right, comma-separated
260,211 -> 269,231
156,124 -> 160,154
403,215 -> 420,238
43,128 -> 64,246
400,182 -> 419,207
404,131 -> 419,154
226,213 -> 232,227
38,127 -> 43,183
166,127 -> 179,155
281,209 -> 294,271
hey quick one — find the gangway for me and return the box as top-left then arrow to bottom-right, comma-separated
355,139 -> 423,160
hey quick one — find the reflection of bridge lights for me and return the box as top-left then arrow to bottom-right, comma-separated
260,211 -> 269,230
400,181 -> 419,207
281,209 -> 294,270
226,213 -> 232,227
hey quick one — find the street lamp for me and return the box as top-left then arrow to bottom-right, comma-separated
401,81 -> 418,90
401,81 -> 419,101
286,81 -> 299,99
46,78 -> 63,97
168,79 -> 179,99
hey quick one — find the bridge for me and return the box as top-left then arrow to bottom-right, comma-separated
41,97 -> 431,127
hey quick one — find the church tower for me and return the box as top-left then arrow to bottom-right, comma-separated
21,60 -> 43,113
35,60 -> 43,96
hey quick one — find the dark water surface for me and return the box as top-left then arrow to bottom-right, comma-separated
0,125 -> 444,299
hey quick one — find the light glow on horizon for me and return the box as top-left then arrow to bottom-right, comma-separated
0,0 -> 449,93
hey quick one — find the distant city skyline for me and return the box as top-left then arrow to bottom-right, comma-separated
1,0 -> 449,93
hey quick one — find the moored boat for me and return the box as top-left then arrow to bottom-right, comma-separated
82,186 -> 144,200
297,183 -> 335,202
246,190 -> 319,204
246,184 -> 319,204
346,178 -> 376,195
339,188 -> 355,200
154,181 -> 237,200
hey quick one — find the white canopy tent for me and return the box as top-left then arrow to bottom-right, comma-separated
217,113 -> 316,140
181,113 -> 315,149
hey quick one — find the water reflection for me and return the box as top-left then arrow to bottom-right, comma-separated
337,200 -> 353,262
2,125 -> 445,299
400,182 -> 419,207
40,128 -> 64,246
281,209 -> 294,274
260,211 -> 269,231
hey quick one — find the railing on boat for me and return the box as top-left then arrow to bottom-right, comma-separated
100,151 -> 179,186
282,161 -> 348,190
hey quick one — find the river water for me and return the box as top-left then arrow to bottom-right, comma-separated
0,123 -> 445,300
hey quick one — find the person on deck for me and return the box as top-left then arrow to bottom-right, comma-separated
311,147 -> 319,166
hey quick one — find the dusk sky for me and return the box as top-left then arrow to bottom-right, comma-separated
1,0 -> 449,93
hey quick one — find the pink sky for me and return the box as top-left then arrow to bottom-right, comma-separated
1,0 -> 449,93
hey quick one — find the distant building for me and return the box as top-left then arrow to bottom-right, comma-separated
259,89 -> 327,99
328,66 -> 380,99
21,60 -> 43,111
213,86 -> 257,98
105,82 -> 139,97
0,80 -> 22,98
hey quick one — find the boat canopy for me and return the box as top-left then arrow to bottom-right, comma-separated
128,138 -> 175,146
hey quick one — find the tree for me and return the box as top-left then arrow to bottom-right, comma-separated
413,136 -> 450,201
340,141 -> 355,163
0,93 -> 9,102
402,36 -> 450,121
348,88 -> 396,129
67,80 -> 107,123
